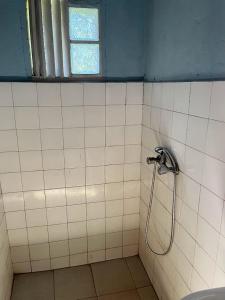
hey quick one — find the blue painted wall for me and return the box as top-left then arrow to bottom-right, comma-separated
144,0 -> 225,82
3,0 -> 225,82
0,0 -> 32,78
0,0 -> 146,80
104,0 -> 145,79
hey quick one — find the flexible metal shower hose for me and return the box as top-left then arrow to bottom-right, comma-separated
145,162 -> 177,256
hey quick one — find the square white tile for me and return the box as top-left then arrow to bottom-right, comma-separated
106,83 -> 126,105
61,83 -> 83,106
189,82 -> 212,118
12,83 -> 37,106
126,83 -> 143,104
37,83 -> 61,106
62,106 -> 84,128
85,106 -> 105,127
84,83 -> 105,105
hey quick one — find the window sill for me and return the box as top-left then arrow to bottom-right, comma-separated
30,76 -> 144,83
31,75 -> 105,83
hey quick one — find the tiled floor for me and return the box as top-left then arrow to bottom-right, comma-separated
11,256 -> 158,300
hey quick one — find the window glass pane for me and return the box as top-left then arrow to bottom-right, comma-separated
69,7 -> 99,41
70,44 -> 100,75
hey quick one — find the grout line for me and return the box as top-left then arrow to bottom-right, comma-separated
104,83 -> 107,261
11,81 -> 32,272
122,83 -> 128,257
124,256 -> 138,289
5,201 -> 140,220
52,268 -> 56,300
0,160 -> 141,175
59,82 -> 70,268
36,82 -> 51,272
7,213 -> 140,232
83,83 -> 90,265
89,262 -> 98,297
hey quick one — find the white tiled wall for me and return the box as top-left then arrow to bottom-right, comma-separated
0,190 -> 13,300
0,82 -> 142,273
140,82 -> 225,300
1,80 -> 224,299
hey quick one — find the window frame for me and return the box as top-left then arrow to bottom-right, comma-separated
67,2 -> 103,78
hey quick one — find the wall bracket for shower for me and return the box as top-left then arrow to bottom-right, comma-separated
146,146 -> 179,175
145,146 -> 179,256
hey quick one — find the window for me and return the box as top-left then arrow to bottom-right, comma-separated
69,7 -> 100,75
27,0 -> 101,78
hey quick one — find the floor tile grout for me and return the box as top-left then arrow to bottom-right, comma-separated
89,263 -> 98,297
123,258 -> 142,299
96,288 -> 143,299
53,270 -> 55,300
124,257 -> 137,287
89,258 -> 142,299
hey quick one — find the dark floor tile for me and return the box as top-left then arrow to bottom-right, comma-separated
11,271 -> 54,300
91,258 -> 135,296
126,256 -> 151,288
54,265 -> 96,300
98,290 -> 140,300
138,286 -> 158,300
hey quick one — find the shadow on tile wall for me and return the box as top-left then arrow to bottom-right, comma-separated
0,82 -> 143,274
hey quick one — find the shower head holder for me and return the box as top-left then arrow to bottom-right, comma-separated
146,147 -> 179,176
